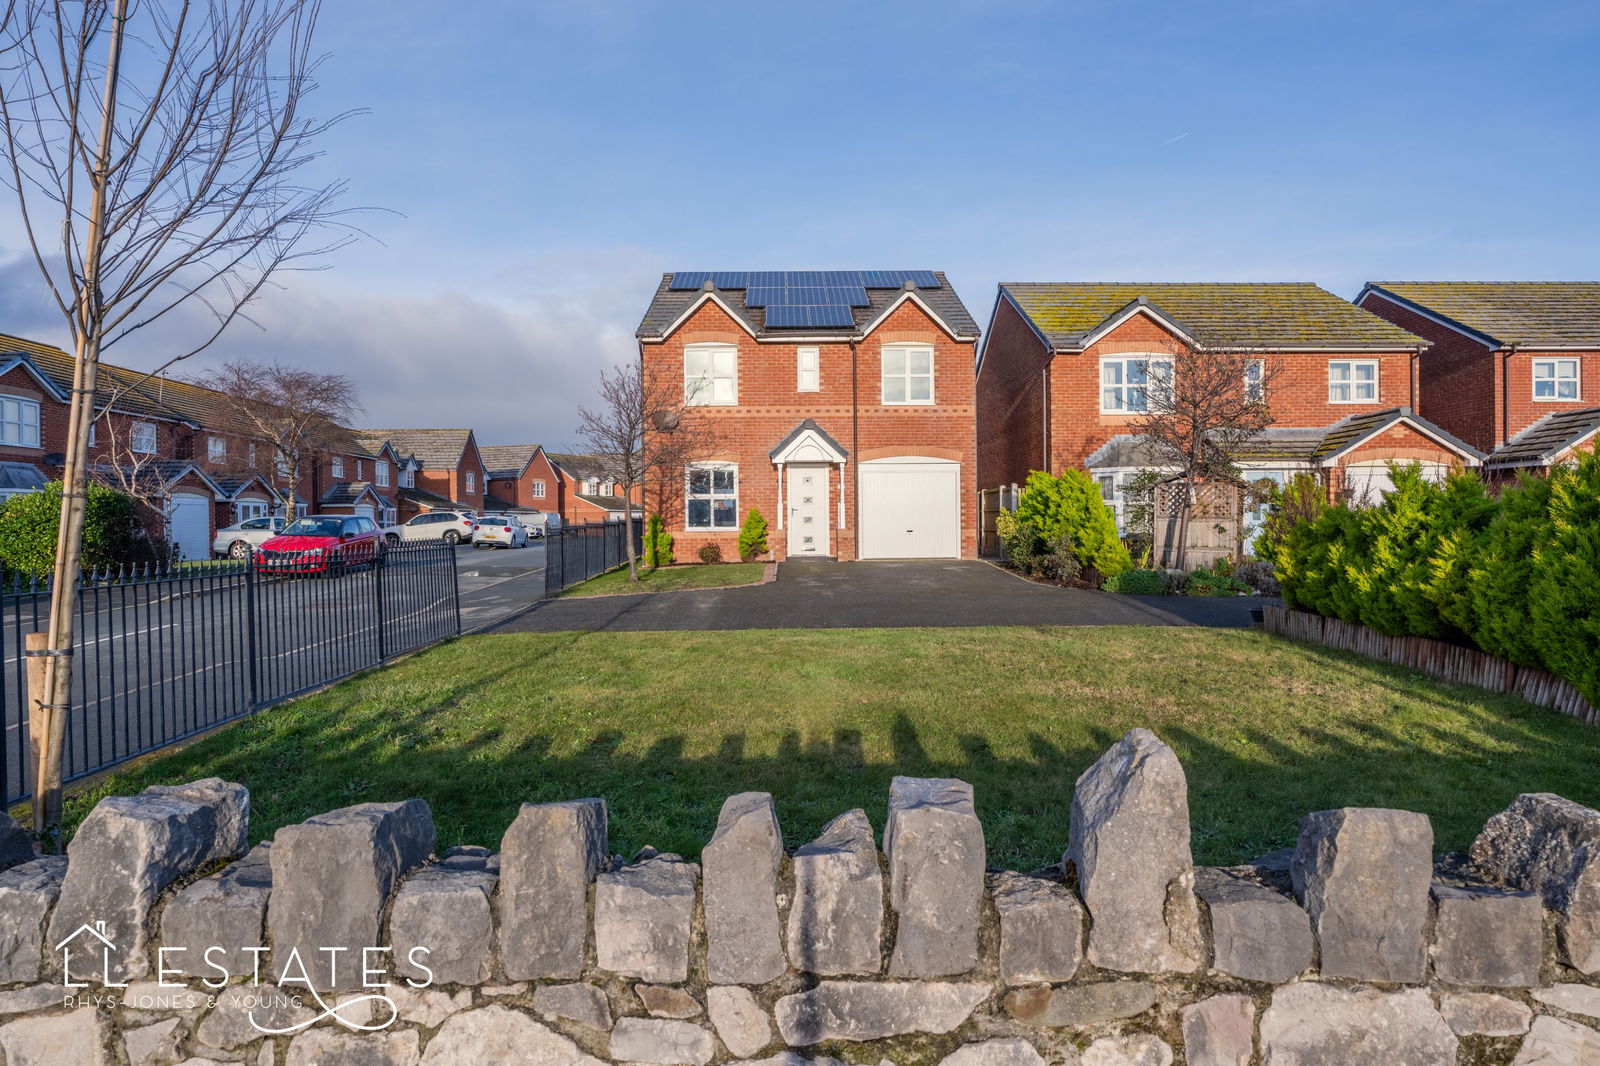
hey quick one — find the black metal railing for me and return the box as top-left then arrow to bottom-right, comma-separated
0,540 -> 461,806
542,517 -> 645,596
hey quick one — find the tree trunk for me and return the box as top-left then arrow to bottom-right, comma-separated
34,0 -> 128,842
623,491 -> 639,581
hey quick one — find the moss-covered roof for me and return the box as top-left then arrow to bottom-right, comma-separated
1362,282 -> 1600,347
1000,283 -> 1424,351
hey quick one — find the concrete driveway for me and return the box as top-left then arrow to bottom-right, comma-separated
488,559 -> 1271,633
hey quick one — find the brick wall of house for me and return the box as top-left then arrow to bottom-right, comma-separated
1045,314 -> 1420,471
1503,348 -> 1599,446
488,450 -> 560,512
1357,292 -> 1499,451
643,299 -> 978,561
974,296 -> 1050,491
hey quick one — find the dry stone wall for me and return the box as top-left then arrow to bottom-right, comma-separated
0,728 -> 1597,1065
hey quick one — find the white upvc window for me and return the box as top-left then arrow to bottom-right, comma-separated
465,471 -> 476,493
376,461 -> 389,487
1245,359 -> 1266,402
1329,359 -> 1379,403
797,346 -> 820,392
684,343 -> 737,406
207,437 -> 226,463
686,463 -> 738,529
357,460 -> 364,480
236,500 -> 268,521
401,463 -> 415,488
0,397 -> 40,448
131,421 -> 157,454
248,442 -> 257,466
1533,358 -> 1580,401
332,456 -> 345,478
88,422 -> 96,447
1100,356 -> 1173,414
531,479 -> 546,498
881,344 -> 934,405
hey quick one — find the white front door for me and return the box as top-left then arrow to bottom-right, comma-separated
167,493 -> 213,561
786,464 -> 830,557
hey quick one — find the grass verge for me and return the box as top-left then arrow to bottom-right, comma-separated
559,562 -> 766,597
66,627 -> 1600,870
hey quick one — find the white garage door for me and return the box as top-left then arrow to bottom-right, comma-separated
168,493 -> 212,561
355,503 -> 376,521
1344,461 -> 1448,505
859,457 -> 961,559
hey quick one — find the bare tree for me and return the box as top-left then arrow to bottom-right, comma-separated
0,0 -> 352,837
1132,337 -> 1281,567
195,361 -> 360,522
577,359 -> 718,581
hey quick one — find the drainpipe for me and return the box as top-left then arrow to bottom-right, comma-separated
850,339 -> 860,559
1409,345 -> 1422,411
1499,343 -> 1517,449
1042,360 -> 1052,472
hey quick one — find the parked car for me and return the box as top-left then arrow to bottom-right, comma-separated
384,510 -> 476,546
512,513 -> 545,539
255,515 -> 383,575
543,513 -> 563,533
213,516 -> 286,559
474,514 -> 529,549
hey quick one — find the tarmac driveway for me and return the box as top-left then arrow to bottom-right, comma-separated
489,559 -> 1271,633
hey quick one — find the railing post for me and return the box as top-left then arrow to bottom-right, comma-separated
244,553 -> 259,708
374,548 -> 387,662
449,541 -> 461,635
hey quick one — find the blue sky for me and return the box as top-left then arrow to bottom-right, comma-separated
3,0 -> 1598,445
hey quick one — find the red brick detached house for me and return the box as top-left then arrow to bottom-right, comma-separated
976,283 -> 1485,525
637,271 -> 981,561
480,444 -> 556,515
1354,283 -> 1600,476
359,428 -> 487,520
545,452 -> 639,524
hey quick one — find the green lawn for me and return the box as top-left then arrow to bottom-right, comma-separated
560,562 -> 766,597
66,628 -> 1600,870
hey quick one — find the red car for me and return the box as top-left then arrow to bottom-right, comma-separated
254,514 -> 384,575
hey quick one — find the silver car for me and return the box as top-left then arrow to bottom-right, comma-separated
213,516 -> 286,559
474,514 -> 529,549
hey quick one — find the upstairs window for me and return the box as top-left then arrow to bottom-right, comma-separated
685,344 -> 737,406
247,442 -> 257,467
401,464 -> 415,488
131,421 -> 157,454
686,463 -> 738,529
1533,358 -> 1579,401
882,345 -> 934,405
1100,356 -> 1173,414
465,471 -> 476,493
1245,359 -> 1266,402
208,437 -> 226,463
531,480 -> 546,498
332,456 -> 345,478
1329,360 -> 1378,403
357,460 -> 364,480
797,347 -> 820,392
376,461 -> 390,487
0,397 -> 40,448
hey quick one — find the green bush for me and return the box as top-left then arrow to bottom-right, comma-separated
1012,469 -> 1132,580
1184,562 -> 1252,597
1103,568 -> 1164,595
1274,453 -> 1600,706
0,481 -> 143,579
642,514 -> 674,568
737,509 -> 768,562
1252,473 -> 1327,562
697,541 -> 723,565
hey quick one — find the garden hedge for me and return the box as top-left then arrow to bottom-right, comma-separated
1273,452 -> 1600,705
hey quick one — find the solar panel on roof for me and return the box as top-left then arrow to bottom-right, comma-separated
906,270 -> 941,288
669,272 -> 710,290
710,272 -> 752,289
764,305 -> 855,328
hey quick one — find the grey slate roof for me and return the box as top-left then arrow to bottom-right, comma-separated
768,418 -> 849,461
637,271 -> 980,341
546,452 -> 616,482
398,485 -> 472,511
320,481 -> 379,506
357,429 -> 472,469
1488,407 -> 1600,468
1362,283 -> 1600,348
575,493 -> 628,511
479,444 -> 540,480
1083,408 -> 1483,469
0,462 -> 46,493
1001,283 -> 1425,351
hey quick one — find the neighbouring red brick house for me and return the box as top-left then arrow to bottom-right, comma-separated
1354,283 -> 1600,476
358,428 -> 487,521
481,444 -> 562,517
976,283 -> 1485,528
544,452 -> 644,524
637,271 -> 980,561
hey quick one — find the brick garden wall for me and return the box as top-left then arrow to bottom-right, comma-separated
1,729 -> 1596,1064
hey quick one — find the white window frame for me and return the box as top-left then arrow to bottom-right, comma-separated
375,460 -> 389,487
207,437 -> 226,463
0,396 -> 41,448
88,421 -> 96,448
1532,358 -> 1580,401
236,500 -> 269,522
465,471 -> 476,493
247,442 -> 257,466
1099,355 -> 1173,414
131,421 -> 157,455
684,342 -> 738,406
685,462 -> 739,530
401,464 -> 415,488
356,460 -> 364,480
1328,359 -> 1379,404
531,479 -> 546,499
1245,359 -> 1266,403
797,346 -> 820,392
331,456 -> 345,478
881,343 -> 935,406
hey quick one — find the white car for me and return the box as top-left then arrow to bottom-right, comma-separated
474,514 -> 529,549
384,510 -> 477,546
513,513 -> 545,539
213,516 -> 286,558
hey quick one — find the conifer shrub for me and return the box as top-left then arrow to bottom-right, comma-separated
1011,469 -> 1132,580
737,509 -> 768,562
